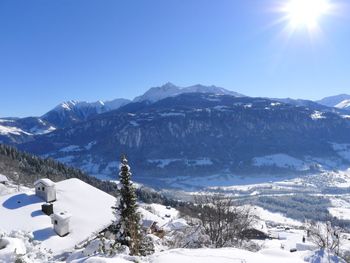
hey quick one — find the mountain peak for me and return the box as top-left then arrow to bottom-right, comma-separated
161,82 -> 177,88
133,83 -> 244,103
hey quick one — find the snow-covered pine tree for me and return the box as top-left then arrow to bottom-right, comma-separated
114,154 -> 142,255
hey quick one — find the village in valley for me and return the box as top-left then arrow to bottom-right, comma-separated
1,153 -> 350,263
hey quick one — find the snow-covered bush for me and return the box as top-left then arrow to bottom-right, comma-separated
139,234 -> 155,256
306,221 -> 341,256
194,194 -> 256,248
0,230 -> 51,263
165,223 -> 210,249
81,234 -> 131,258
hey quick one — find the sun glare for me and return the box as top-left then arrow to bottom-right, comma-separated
283,0 -> 331,31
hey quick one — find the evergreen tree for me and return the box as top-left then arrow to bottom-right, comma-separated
114,154 -> 142,255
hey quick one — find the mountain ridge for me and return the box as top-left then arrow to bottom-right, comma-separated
17,92 -> 350,188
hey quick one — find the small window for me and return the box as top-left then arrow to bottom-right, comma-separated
42,187 -> 45,191
54,220 -> 58,225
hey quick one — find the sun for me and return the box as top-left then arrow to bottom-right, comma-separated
282,0 -> 331,31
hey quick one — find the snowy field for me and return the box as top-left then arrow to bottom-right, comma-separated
1,172 -> 350,262
157,169 -> 350,223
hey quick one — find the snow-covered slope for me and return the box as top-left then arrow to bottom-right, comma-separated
133,82 -> 244,102
150,247 -> 306,263
317,94 -> 350,108
66,248 -> 346,263
336,99 -> 350,110
0,117 -> 56,144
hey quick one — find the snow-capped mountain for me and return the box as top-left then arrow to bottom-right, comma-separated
18,93 -> 350,187
0,98 -> 130,144
133,82 -> 244,103
42,98 -> 130,127
317,94 -> 350,108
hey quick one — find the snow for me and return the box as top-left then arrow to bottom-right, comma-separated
190,158 -> 213,166
310,111 -> 326,120
50,99 -> 130,115
29,125 -> 56,135
147,204 -> 178,219
328,197 -> 350,220
213,105 -> 230,111
164,219 -> 188,231
0,175 -> 8,184
0,178 -> 116,255
318,94 -> 350,108
0,119 -> 14,123
133,83 -> 243,103
244,103 -> 253,108
0,124 -> 30,136
0,237 -> 26,261
271,102 -> 281,107
83,256 -> 133,263
59,145 -> 82,152
253,154 -> 309,171
251,206 -> 303,227
150,247 -> 305,263
159,112 -> 186,117
85,141 -> 97,150
148,158 -> 213,168
67,246 -> 347,263
304,250 -> 346,263
335,99 -> 350,109
139,203 -> 179,228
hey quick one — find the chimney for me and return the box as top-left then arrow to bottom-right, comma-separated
42,203 -> 54,215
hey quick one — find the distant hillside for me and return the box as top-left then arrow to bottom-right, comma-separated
317,94 -> 350,108
0,144 -> 168,204
17,93 -> 350,188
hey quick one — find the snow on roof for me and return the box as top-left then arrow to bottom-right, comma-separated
139,203 -> 179,228
34,178 -> 55,187
251,219 -> 269,235
0,178 -> 116,255
0,174 -> 9,183
164,218 -> 188,231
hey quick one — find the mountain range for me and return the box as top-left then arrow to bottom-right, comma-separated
1,83 -> 350,188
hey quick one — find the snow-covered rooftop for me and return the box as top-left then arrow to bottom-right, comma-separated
0,178 -> 116,255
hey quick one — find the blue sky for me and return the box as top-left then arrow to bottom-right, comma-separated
0,0 -> 349,117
